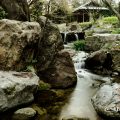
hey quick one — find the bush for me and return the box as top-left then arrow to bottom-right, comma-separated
102,16 -> 118,25
73,40 -> 85,51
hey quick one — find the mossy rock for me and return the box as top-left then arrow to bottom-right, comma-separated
31,104 -> 48,120
32,104 -> 47,116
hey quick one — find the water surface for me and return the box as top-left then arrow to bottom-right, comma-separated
59,52 -> 110,120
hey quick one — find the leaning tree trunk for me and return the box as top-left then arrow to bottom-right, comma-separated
0,0 -> 30,21
102,0 -> 120,24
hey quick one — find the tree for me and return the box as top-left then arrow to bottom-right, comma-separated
29,0 -> 44,21
71,0 -> 81,8
102,0 -> 120,23
0,0 -> 30,21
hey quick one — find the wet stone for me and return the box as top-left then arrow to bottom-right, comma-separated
12,108 -> 36,120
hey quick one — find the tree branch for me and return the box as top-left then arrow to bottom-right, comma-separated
102,0 -> 120,22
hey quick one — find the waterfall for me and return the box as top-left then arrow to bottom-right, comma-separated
75,33 -> 79,41
73,51 -> 88,71
64,32 -> 67,43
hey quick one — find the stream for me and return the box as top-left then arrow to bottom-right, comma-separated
59,51 -> 111,120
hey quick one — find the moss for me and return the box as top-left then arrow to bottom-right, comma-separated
32,104 -> 47,116
38,81 -> 51,91
51,90 -> 65,99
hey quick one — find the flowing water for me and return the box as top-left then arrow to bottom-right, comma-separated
75,33 -> 79,41
59,51 -> 111,120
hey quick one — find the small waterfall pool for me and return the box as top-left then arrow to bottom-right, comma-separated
59,51 -> 110,120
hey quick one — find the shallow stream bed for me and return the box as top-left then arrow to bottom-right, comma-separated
59,51 -> 111,120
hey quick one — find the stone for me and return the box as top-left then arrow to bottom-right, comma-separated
85,34 -> 120,73
85,50 -> 112,75
0,71 -> 39,112
85,34 -> 120,52
0,18 -> 77,89
36,16 -> 64,72
0,19 -> 41,71
35,89 -> 66,106
92,83 -> 120,119
12,108 -> 36,120
35,17 -> 77,88
39,50 -> 77,88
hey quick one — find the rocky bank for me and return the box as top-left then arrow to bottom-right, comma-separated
85,34 -> 120,75
0,18 -> 77,119
85,33 -> 120,119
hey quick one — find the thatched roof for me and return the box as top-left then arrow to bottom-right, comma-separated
73,1 -> 108,12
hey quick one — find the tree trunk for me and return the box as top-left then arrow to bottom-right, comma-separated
0,0 -> 30,21
102,0 -> 120,24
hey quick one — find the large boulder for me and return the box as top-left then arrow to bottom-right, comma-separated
39,50 -> 77,88
36,16 -> 64,72
0,18 -> 76,89
85,50 -> 112,75
85,34 -> 120,73
0,71 -> 39,112
85,34 -> 120,52
103,41 -> 120,73
36,17 -> 77,88
0,19 -> 41,71
92,83 -> 120,119
0,0 -> 30,21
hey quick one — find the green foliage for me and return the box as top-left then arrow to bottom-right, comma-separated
30,0 -> 44,21
79,22 -> 92,28
0,6 -> 7,19
112,28 -> 120,34
73,40 -> 85,51
102,16 -> 119,25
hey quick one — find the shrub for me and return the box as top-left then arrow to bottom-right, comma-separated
73,40 -> 85,51
102,16 -> 118,25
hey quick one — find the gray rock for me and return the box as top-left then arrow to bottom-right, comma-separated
85,50 -> 112,75
85,34 -> 120,73
85,34 -> 120,51
0,19 -> 41,71
12,107 -> 36,120
0,71 -> 39,112
36,16 -> 64,72
92,83 -> 120,118
36,17 -> 77,88
39,50 -> 77,88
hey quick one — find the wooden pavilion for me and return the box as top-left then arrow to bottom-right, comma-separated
73,1 -> 109,22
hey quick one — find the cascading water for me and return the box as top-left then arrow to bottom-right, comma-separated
64,32 -> 67,43
75,33 -> 79,41
59,51 -> 111,120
